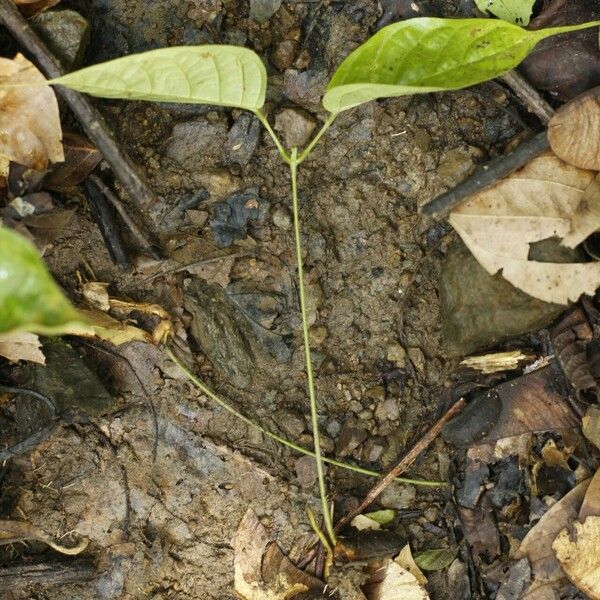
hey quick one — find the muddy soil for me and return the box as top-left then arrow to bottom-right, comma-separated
1,1 -> 528,598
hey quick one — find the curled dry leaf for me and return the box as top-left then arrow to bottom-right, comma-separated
0,54 -> 63,173
553,517 -> 600,600
0,519 -> 88,555
548,86 -> 600,171
0,331 -> 45,364
449,153 -> 600,304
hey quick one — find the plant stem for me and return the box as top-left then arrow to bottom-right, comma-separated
289,148 -> 337,547
297,112 -> 337,165
254,109 -> 291,164
165,347 -> 444,486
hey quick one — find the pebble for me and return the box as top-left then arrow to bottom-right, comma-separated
271,39 -> 298,70
250,0 -> 282,22
309,325 -> 328,347
210,188 -> 261,247
380,483 -> 416,510
271,204 -> 292,230
224,113 -> 260,166
365,385 -> 386,403
408,347 -> 426,373
167,119 -> 227,171
362,437 -> 386,463
327,420 -> 341,437
386,343 -> 407,368
274,108 -> 317,149
274,409 -> 306,438
295,455 -> 317,489
335,421 -> 368,457
357,408 -> 373,421
374,398 -> 400,422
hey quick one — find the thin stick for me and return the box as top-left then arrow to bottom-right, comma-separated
0,0 -> 158,212
420,131 -> 549,219
289,148 -> 336,546
499,70 -> 555,124
165,347 -> 445,486
334,398 -> 466,533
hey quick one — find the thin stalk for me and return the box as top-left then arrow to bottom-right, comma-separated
254,109 -> 291,164
165,347 -> 445,486
297,112 -> 337,165
289,148 -> 337,547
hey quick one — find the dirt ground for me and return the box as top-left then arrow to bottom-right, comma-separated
0,1 -> 545,598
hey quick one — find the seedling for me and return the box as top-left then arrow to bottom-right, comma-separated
2,16 -> 600,554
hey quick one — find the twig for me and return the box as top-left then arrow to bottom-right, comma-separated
499,70 -> 555,124
334,398 -> 466,533
83,177 -> 129,267
0,558 -> 96,592
420,131 -> 549,219
0,0 -> 158,214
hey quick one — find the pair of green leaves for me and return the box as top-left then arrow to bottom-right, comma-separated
50,18 -> 600,115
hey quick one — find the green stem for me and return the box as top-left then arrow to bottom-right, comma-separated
297,112 -> 337,165
165,347 -> 445,487
254,109 -> 291,164
289,148 -> 337,546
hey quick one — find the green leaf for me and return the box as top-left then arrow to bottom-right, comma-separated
474,0 -> 535,26
414,548 -> 456,571
51,45 -> 267,111
323,18 -> 600,113
0,228 -> 88,335
364,509 -> 395,525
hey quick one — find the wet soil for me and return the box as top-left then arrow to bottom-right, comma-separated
0,1 -> 530,598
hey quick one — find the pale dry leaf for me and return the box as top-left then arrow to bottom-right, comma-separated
548,86 -> 600,171
518,479 -> 590,598
364,559 -> 429,600
449,153 -> 599,304
0,54 -> 63,172
580,468 -> 600,522
460,350 -> 529,374
82,281 -> 110,311
73,308 -> 151,345
0,520 -> 88,555
351,514 -> 382,531
553,516 -> 600,600
563,173 -> 600,248
0,331 -> 45,364
395,545 -> 428,586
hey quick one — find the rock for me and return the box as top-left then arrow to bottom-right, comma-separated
327,420 -> 341,437
295,455 -> 317,489
357,408 -> 373,421
271,39 -> 298,70
320,436 -> 335,453
271,204 -> 292,230
436,147 -> 477,187
362,437 -> 386,463
380,483 -> 416,510
495,559 -> 531,600
250,0 -> 281,22
386,343 -> 407,368
283,69 -> 329,110
335,420 -> 368,457
408,347 -> 426,373
210,187 -> 261,247
441,240 -> 566,356
365,385 -> 385,403
167,119 -> 227,171
583,405 -> 600,450
309,325 -> 328,347
31,9 -> 90,69
274,108 -> 317,149
374,398 -> 400,422
274,409 -> 305,438
224,113 -> 260,167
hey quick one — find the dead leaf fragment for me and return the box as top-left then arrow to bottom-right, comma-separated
363,559 -> 429,600
395,545 -> 427,586
449,153 -> 599,304
0,54 -> 63,172
46,132 -> 102,189
0,331 -> 45,364
460,350 -> 530,374
14,0 -> 60,18
553,516 -> 600,600
0,520 -> 88,555
549,87 -> 600,171
580,468 -> 600,521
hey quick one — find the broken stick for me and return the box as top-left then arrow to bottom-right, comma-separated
334,398 -> 466,533
0,0 -> 158,213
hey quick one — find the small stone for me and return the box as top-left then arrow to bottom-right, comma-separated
274,409 -> 306,438
320,436 -> 335,453
167,119 -> 228,171
271,204 -> 292,230
365,385 -> 386,403
386,343 -> 407,368
210,187 -> 261,247
362,437 -> 386,463
380,483 -> 416,510
309,325 -> 328,347
32,10 -> 90,70
374,398 -> 400,422
357,408 -> 373,421
271,39 -> 298,70
335,420 -> 368,457
250,0 -> 282,22
192,168 -> 240,201
327,420 -> 341,437
274,107 -> 317,149
408,347 -> 426,373
224,113 -> 260,166
423,507 -> 439,522
295,455 -> 318,489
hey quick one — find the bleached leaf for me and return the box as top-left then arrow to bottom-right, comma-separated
0,54 -> 63,171
553,517 -> 600,600
0,331 -> 45,364
449,153 -> 600,305
460,350 -> 529,374
364,559 -> 429,600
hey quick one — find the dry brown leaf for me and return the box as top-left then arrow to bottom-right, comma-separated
449,153 -> 600,304
553,516 -> 600,600
0,520 -> 87,555
363,559 -> 429,600
548,86 -> 600,171
0,54 -> 63,172
46,132 -> 102,189
563,173 -> 600,249
518,479 -> 590,598
15,0 -> 60,18
580,468 -> 600,521
0,331 -> 45,364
